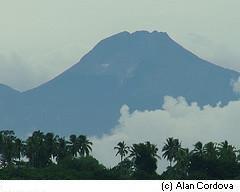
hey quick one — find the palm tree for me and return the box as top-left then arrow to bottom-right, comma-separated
203,142 -> 217,161
217,140 -> 237,162
0,130 -> 16,167
175,148 -> 190,177
114,141 -> 129,162
130,142 -> 160,160
129,141 -> 160,174
162,137 -> 181,167
145,141 -> 160,159
25,131 -> 49,168
192,141 -> 204,157
77,135 -> 93,157
45,132 -> 58,162
69,134 -> 79,158
55,137 -> 70,163
15,138 -> 24,162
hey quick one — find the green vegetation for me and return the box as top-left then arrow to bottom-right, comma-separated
1,131 -> 240,179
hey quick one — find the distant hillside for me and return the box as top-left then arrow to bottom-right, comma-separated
0,31 -> 239,136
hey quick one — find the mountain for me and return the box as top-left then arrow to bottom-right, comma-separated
0,84 -> 20,99
0,84 -> 21,132
0,31 -> 239,136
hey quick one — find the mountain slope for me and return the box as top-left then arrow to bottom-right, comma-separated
0,31 -> 239,136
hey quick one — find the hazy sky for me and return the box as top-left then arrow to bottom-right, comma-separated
0,0 -> 240,90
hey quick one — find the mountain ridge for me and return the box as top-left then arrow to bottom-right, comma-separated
0,31 -> 239,136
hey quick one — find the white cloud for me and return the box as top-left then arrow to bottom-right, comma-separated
91,96 -> 240,173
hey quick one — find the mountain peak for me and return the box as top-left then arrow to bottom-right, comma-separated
131,30 -> 169,36
66,30 -> 190,78
102,30 -> 171,44
1,31 -> 239,136
111,30 -> 169,37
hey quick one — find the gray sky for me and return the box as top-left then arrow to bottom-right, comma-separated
0,0 -> 240,91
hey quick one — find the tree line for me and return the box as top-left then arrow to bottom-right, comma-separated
0,130 -> 240,179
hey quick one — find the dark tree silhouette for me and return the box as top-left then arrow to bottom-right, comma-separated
55,137 -> 70,163
69,134 -> 79,157
129,141 -> 160,175
114,141 -> 129,162
162,137 -> 181,167
78,135 -> 92,157
0,130 -> 16,167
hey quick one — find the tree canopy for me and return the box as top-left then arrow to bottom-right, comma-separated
1,130 -> 240,179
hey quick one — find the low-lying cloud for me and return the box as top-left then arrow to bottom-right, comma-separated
91,96 -> 240,172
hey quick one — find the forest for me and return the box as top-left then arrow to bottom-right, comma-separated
0,130 -> 240,179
